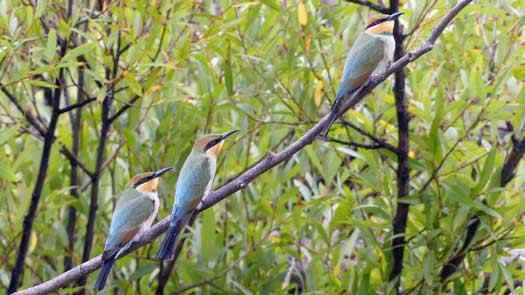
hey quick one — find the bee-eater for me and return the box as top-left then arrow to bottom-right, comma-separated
321,12 -> 403,136
94,167 -> 173,291
156,130 -> 238,260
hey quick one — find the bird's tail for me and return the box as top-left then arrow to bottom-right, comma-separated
94,257 -> 115,292
321,93 -> 344,138
156,207 -> 185,260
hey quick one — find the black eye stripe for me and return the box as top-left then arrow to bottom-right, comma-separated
366,17 -> 390,29
134,175 -> 154,188
204,138 -> 222,151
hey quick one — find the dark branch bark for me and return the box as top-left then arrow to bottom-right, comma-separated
13,2 -> 474,292
64,66 -> 86,272
7,103 -> 60,294
388,0 -> 410,293
108,95 -> 140,124
6,28 -> 71,291
75,51 -> 118,295
500,137 -> 525,186
326,136 -> 386,150
344,0 -> 390,14
7,68 -> 65,294
58,97 -> 96,114
75,31 -> 135,294
338,119 -> 399,153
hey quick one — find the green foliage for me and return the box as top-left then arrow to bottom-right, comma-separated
0,0 -> 524,293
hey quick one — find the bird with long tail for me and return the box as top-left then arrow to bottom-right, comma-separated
94,167 -> 173,291
321,12 -> 403,137
156,130 -> 238,260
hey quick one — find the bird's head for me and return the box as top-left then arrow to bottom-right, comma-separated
128,167 -> 174,193
193,130 -> 239,157
365,12 -> 403,35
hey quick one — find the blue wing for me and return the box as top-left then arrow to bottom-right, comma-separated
336,33 -> 385,99
173,151 -> 212,215
104,188 -> 154,250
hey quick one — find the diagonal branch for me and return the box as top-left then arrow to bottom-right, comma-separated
108,95 -> 141,124
12,1 -> 474,293
58,97 -> 97,114
339,119 -> 399,154
344,0 -> 390,14
326,136 -> 388,150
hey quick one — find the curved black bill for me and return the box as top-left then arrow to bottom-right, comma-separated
205,130 -> 240,151
153,167 -> 174,178
221,130 -> 240,141
387,12 -> 403,20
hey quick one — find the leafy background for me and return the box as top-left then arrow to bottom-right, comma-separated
0,0 -> 524,293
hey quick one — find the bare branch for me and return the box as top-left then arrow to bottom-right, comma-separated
326,136 -> 386,150
388,1 -> 410,291
58,97 -> 97,114
339,119 -> 399,153
108,95 -> 141,124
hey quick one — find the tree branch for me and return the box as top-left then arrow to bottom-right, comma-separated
344,0 -> 390,14
12,1 -> 474,293
58,97 -> 96,114
388,0 -> 410,292
7,37 -> 69,293
338,119 -> 399,154
108,95 -> 141,124
65,53 -> 87,272
325,136 -> 386,150
75,32 -> 123,294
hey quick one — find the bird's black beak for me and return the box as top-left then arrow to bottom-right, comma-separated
220,130 -> 240,141
205,130 -> 240,151
152,167 -> 174,178
387,12 -> 403,21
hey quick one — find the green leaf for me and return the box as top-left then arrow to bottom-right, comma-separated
61,43 -> 94,63
0,161 -> 17,182
259,0 -> 279,10
224,42 -> 234,96
446,183 -> 501,218
473,147 -> 496,194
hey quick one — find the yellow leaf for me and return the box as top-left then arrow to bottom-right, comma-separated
409,149 -> 416,159
29,231 -> 38,254
314,79 -> 324,107
298,1 -> 308,27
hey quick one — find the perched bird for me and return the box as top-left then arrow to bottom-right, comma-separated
94,167 -> 173,291
321,12 -> 403,136
156,130 -> 238,260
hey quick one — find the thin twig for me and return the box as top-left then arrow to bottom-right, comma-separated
339,119 -> 399,154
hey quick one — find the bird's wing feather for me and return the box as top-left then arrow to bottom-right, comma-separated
174,153 -> 211,212
336,33 -> 385,98
104,188 -> 154,250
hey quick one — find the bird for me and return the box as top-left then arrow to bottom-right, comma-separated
156,130 -> 239,260
321,12 -> 403,137
94,167 -> 173,291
